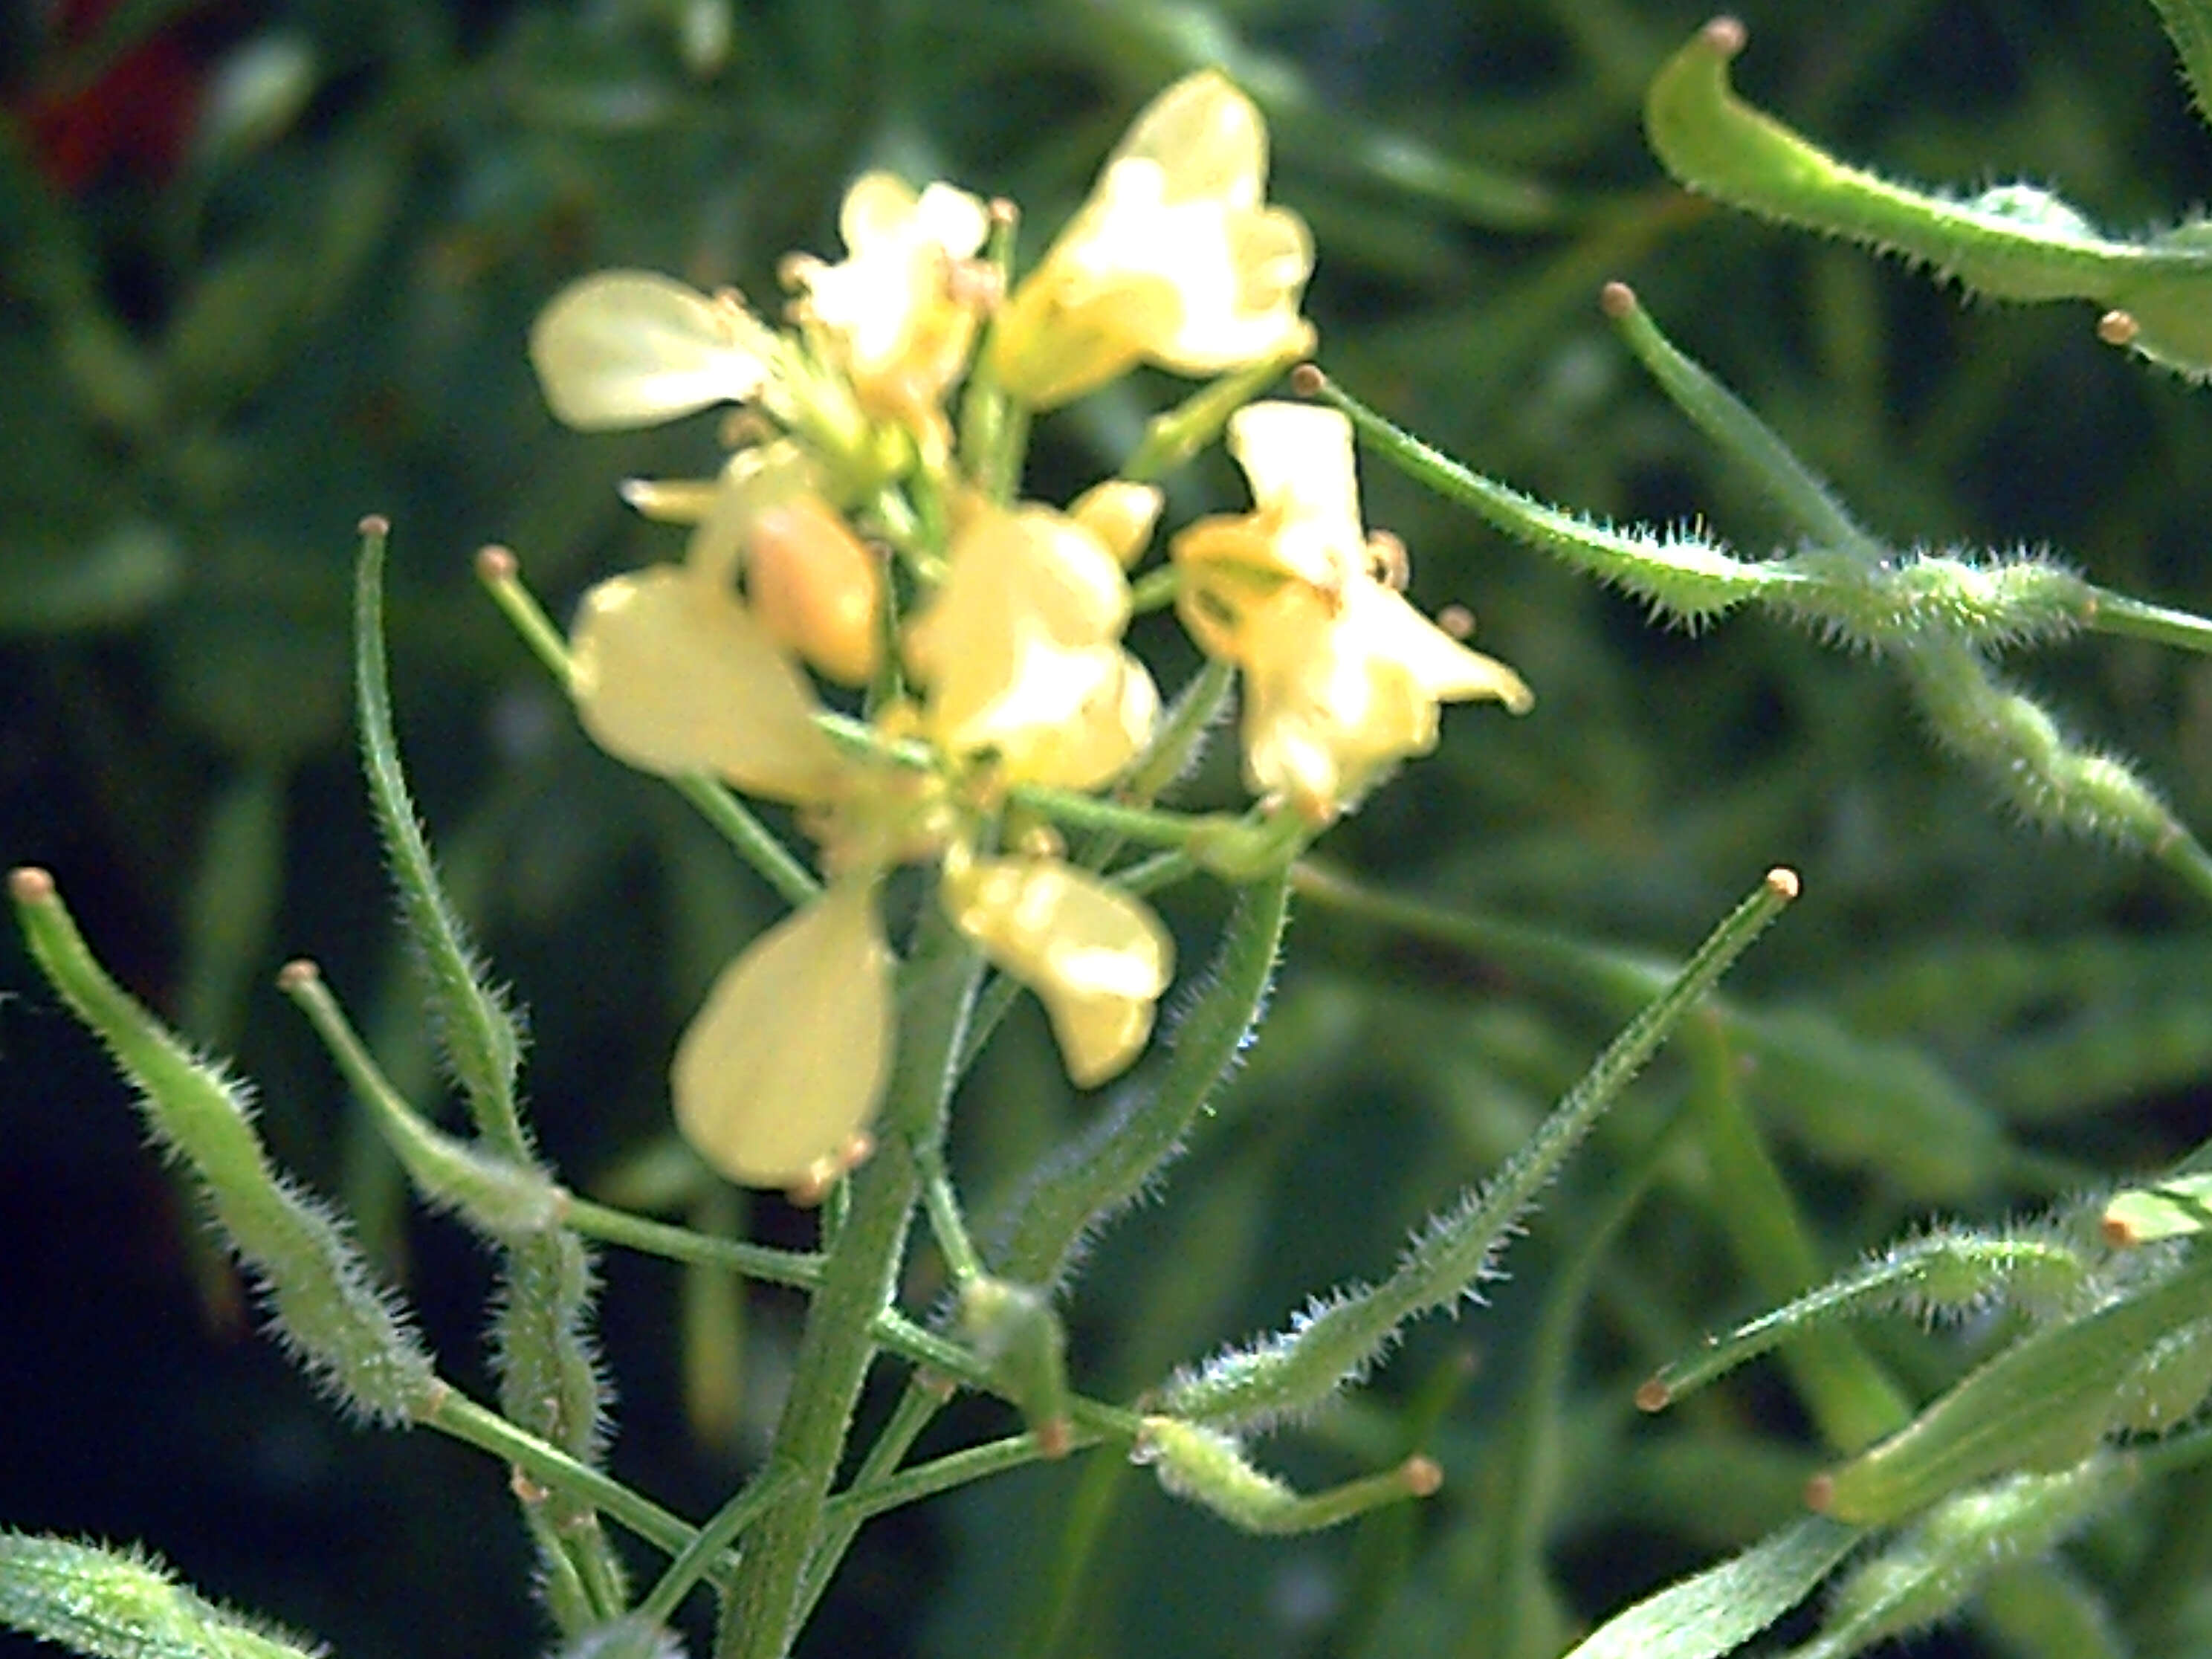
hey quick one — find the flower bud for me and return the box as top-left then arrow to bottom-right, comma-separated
1070,480 -> 1165,569
746,495 -> 885,686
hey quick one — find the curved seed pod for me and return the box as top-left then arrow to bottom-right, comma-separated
1645,18 -> 2212,381
10,868 -> 437,1425
0,1534 -> 326,1659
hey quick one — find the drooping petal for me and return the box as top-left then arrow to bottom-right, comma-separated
1350,582 -> 1534,711
531,272 -> 775,430
672,876 -> 895,1189
1237,580 -> 1532,816
569,565 -> 843,803
942,855 -> 1172,1086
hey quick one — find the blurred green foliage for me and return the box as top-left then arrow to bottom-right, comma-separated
7,1 -> 2212,1657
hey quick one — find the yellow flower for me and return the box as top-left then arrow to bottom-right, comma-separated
529,271 -> 779,430
1172,402 -> 1532,818
672,873 -> 895,1190
612,439 -> 886,688
569,561 -> 847,805
785,173 -> 993,436
941,848 -> 1173,1086
986,71 -> 1315,409
904,499 -> 1160,790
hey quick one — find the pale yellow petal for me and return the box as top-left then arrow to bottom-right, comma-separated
682,441 -> 817,589
940,629 -> 1157,789
1113,70 -> 1267,209
797,174 -> 990,424
1347,582 -> 1534,713
908,504 -> 1153,781
985,73 -> 1310,407
672,878 -> 893,1188
913,181 -> 993,257
942,856 -> 1172,1085
531,272 -> 773,430
618,476 -> 724,523
570,566 -> 841,802
1236,580 -> 1530,816
1070,480 -> 1165,568
1226,402 -> 1362,537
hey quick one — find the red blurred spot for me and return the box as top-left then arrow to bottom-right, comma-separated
15,0 -> 213,192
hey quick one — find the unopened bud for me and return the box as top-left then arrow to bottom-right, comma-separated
958,1276 -> 1072,1455
1070,481 -> 1165,568
746,496 -> 885,685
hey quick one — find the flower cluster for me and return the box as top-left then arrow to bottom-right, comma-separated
528,71 -> 1528,1194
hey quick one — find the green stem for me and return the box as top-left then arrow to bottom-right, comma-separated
1122,351 -> 1302,483
1682,1012 -> 1912,1452
2091,589 -> 2212,656
424,1391 -> 704,1570
915,1139 -> 986,1290
475,546 -> 821,908
636,1472 -> 795,1625
560,1197 -> 823,1292
714,907 -> 983,1659
1006,783 -> 1231,849
1128,565 -> 1180,615
789,1379 -> 952,1631
823,1427 -> 1110,1532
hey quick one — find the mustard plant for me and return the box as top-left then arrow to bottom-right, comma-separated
9,10 -> 2212,1659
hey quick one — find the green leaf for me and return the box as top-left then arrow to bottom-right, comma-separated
2147,0 -> 2212,132
1561,1516 -> 1864,1659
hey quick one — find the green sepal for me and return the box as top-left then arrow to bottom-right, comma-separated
10,868 -> 437,1424
1811,1248 -> 2212,1524
957,1277 -> 1073,1456
0,1535 -> 326,1659
1131,1417 -> 1438,1536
